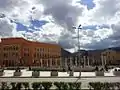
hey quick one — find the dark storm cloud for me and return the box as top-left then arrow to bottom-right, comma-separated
39,0 -> 84,49
0,18 -> 15,37
0,0 -> 28,12
40,0 -> 84,33
82,21 -> 120,50
109,22 -> 120,46
58,32 -> 77,49
82,38 -> 112,50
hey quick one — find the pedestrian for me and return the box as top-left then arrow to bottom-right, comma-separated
95,66 -> 99,71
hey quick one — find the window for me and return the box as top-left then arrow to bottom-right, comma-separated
34,53 -> 36,57
16,53 -> 18,56
52,59 -> 55,65
12,52 -> 15,56
13,46 -> 16,50
57,60 -> 60,65
3,48 -> 6,50
16,47 -> 18,50
24,53 -> 26,56
4,53 -> 8,58
24,48 -> 29,51
37,53 -> 39,57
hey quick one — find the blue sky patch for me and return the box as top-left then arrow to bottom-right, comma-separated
30,19 -> 49,28
78,0 -> 95,10
15,19 -> 48,32
16,22 -> 28,31
82,25 -> 97,30
82,24 -> 110,30
98,24 -> 110,29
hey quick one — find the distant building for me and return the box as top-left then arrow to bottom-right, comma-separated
0,38 -> 61,68
88,50 -> 103,66
61,48 -> 71,68
66,50 -> 90,68
101,47 -> 120,65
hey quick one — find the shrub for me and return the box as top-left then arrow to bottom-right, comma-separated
74,82 -> 81,90
22,82 -> 29,90
89,82 -> 103,90
32,82 -> 40,90
16,82 -> 22,90
54,82 -> 68,90
89,82 -> 120,90
68,82 -> 81,90
0,82 -> 9,90
54,82 -> 62,90
114,69 -> 117,71
42,82 -> 52,90
61,82 -> 69,90
10,82 -> 17,90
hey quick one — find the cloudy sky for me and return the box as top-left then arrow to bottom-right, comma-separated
0,0 -> 120,52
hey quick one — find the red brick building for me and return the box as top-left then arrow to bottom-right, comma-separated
0,38 -> 61,68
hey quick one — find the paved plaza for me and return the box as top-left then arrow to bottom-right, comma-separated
0,76 -> 120,89
1,68 -> 115,77
0,68 -> 120,89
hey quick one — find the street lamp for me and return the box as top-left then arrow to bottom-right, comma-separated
73,24 -> 82,80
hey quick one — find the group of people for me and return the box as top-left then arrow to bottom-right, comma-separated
95,65 -> 108,71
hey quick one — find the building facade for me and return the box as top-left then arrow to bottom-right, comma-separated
88,50 -> 102,66
101,48 -> 120,65
0,38 -> 61,68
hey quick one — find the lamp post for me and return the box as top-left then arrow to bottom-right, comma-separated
73,24 -> 82,79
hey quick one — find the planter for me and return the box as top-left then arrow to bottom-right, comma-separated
14,72 -> 22,77
95,71 -> 104,76
51,71 -> 58,76
69,71 -> 74,76
32,71 -> 40,77
113,71 -> 120,76
0,72 -> 4,76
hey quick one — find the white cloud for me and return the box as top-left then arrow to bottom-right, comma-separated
0,0 -> 120,52
0,17 -> 16,37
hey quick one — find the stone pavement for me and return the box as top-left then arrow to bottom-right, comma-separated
1,69 -> 115,77
0,76 -> 120,89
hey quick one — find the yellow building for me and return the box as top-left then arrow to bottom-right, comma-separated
101,48 -> 120,65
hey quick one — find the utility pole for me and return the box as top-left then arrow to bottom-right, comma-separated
73,24 -> 82,80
